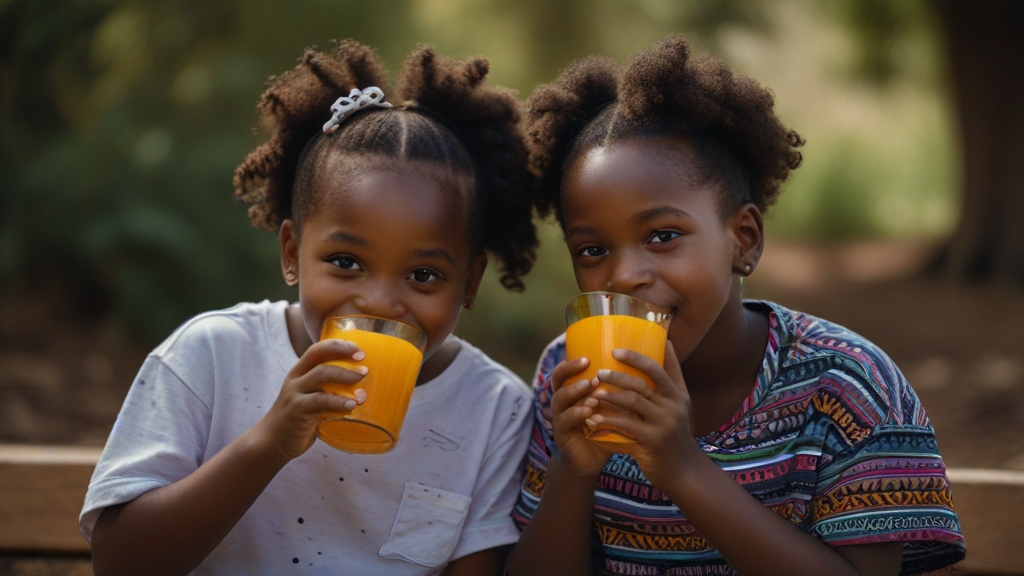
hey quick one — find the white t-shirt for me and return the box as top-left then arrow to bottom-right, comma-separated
80,300 -> 533,575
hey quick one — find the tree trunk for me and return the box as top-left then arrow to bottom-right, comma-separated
932,0 -> 1024,283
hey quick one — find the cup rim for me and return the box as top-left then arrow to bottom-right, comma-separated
565,291 -> 673,327
321,315 -> 428,352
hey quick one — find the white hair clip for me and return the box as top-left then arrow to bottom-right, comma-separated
322,87 -> 393,134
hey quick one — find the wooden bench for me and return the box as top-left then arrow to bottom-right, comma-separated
1,444 -> 1022,573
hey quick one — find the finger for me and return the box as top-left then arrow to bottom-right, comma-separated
291,338 -> 365,377
550,357 -> 590,392
611,348 -> 680,399
587,412 -> 649,444
552,405 -> 595,436
292,363 -> 368,394
551,377 -> 599,415
663,341 -> 689,394
591,386 -> 658,420
596,369 -> 653,398
305,391 -> 359,414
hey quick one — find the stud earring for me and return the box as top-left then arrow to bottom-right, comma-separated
743,263 -> 753,275
463,296 -> 475,310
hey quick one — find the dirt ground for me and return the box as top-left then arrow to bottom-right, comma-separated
1,240 -> 1022,574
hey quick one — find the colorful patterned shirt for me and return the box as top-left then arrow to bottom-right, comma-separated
513,301 -> 965,575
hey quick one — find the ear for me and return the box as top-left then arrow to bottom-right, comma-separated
462,254 -> 488,309
279,219 -> 300,286
730,204 -> 764,277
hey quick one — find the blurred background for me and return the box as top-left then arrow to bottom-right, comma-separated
1,0 -> 1023,476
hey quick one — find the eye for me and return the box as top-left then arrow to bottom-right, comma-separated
408,268 -> 443,284
647,230 -> 681,244
328,255 -> 362,271
577,245 -> 608,258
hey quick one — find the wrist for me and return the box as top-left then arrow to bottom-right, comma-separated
244,418 -> 295,471
661,442 -> 717,505
551,452 -> 603,484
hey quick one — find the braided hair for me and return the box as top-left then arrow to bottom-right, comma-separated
233,40 -> 537,290
527,34 -> 804,223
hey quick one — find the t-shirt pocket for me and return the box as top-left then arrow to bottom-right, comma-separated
378,481 -> 472,568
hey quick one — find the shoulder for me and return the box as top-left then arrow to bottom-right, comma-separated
153,300 -> 290,372
155,301 -> 285,351
757,301 -> 927,430
533,333 -> 566,390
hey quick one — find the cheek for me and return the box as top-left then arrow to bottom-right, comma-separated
413,284 -> 466,354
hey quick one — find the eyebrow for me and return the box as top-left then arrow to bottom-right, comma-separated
629,206 -> 690,225
326,231 -> 369,246
414,248 -> 456,265
564,224 -> 598,239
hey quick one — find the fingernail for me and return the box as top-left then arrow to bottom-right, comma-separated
592,389 -> 607,399
354,365 -> 369,375
342,400 -> 356,410
579,356 -> 590,365
352,350 -> 366,361
591,414 -> 604,424
612,349 -> 627,360
585,418 -> 597,429
597,369 -> 610,380
583,398 -> 599,408
354,389 -> 367,403
575,380 -> 589,390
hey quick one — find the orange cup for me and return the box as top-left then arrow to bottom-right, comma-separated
317,316 -> 427,454
564,292 -> 672,447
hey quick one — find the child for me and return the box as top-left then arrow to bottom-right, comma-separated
81,41 -> 537,575
508,35 -> 965,576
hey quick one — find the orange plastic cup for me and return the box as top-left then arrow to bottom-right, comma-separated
317,316 -> 427,454
564,292 -> 672,447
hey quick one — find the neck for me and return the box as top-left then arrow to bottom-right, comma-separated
680,280 -> 767,397
286,305 -> 315,357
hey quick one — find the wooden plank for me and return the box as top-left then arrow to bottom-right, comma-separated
1,443 -> 1023,573
0,445 -> 101,553
948,469 -> 1024,574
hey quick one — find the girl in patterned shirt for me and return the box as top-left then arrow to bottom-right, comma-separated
507,35 -> 965,576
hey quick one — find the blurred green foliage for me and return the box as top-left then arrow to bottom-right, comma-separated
1,0 -> 957,378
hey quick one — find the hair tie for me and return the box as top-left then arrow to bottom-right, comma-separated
322,87 -> 393,134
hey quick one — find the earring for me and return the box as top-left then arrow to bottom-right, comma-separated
743,263 -> 753,275
284,266 -> 298,286
463,296 -> 475,310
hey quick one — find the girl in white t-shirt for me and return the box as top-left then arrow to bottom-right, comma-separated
82,40 -> 537,576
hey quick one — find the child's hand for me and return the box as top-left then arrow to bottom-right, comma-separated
549,357 -> 612,478
587,342 -> 701,489
254,338 -> 368,464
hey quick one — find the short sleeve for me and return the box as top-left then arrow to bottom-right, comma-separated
79,355 -> 212,541
512,334 -> 565,530
449,378 -> 534,560
811,423 -> 966,574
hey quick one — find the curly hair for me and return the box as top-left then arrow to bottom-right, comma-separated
527,34 -> 804,223
233,40 -> 537,290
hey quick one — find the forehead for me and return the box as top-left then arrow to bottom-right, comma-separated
569,136 -> 699,189
305,162 -> 472,252
563,137 -> 717,220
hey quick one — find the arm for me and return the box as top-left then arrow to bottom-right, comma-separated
506,358 -> 611,576
443,545 -> 511,576
592,344 -> 903,576
90,339 -> 367,576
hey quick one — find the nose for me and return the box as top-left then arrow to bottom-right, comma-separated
605,250 -> 655,294
351,279 -> 408,320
